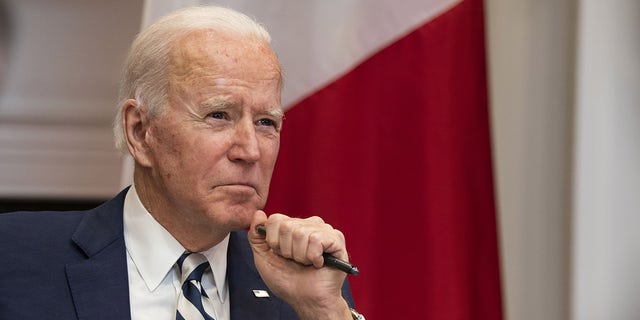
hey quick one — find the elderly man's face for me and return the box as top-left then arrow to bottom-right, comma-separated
143,31 -> 283,232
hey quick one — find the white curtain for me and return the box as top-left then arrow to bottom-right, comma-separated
571,0 -> 640,319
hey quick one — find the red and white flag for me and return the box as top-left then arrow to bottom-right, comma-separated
143,0 -> 503,318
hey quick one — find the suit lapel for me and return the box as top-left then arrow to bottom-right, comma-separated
227,231 -> 284,319
66,190 -> 131,320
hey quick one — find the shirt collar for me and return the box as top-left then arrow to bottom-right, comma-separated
123,185 -> 229,302
200,232 -> 229,303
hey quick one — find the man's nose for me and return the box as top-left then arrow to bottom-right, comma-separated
228,120 -> 260,163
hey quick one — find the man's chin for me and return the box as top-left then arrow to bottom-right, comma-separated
216,203 -> 262,230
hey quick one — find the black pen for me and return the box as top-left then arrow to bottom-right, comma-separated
255,225 -> 360,275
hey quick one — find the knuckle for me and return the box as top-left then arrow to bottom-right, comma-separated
308,215 -> 324,224
291,226 -> 306,241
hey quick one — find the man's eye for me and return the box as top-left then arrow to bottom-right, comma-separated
257,118 -> 275,127
207,112 -> 226,119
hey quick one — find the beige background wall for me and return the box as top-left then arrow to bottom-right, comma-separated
0,0 -> 142,199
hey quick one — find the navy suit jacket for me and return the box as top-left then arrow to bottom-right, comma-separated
0,189 -> 354,319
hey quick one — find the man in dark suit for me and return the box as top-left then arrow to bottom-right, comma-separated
0,6 -> 361,320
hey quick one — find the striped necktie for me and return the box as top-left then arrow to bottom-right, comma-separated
176,252 -> 215,320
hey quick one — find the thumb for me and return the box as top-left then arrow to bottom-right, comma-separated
248,210 -> 269,252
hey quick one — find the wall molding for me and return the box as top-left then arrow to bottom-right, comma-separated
0,122 -> 123,199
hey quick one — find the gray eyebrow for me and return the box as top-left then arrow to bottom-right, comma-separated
263,107 -> 284,119
201,100 -> 236,111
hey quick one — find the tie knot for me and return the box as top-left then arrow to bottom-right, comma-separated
177,252 -> 210,284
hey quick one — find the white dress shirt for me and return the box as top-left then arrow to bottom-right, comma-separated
123,185 -> 230,320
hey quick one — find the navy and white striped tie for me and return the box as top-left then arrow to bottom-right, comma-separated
176,252 -> 215,320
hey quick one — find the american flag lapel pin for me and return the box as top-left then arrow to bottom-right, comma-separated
252,289 -> 270,298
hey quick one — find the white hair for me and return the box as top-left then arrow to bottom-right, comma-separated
113,5 -> 274,153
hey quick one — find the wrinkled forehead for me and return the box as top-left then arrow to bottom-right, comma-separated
168,29 -> 282,84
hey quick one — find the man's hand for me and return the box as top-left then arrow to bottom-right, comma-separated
249,210 -> 353,319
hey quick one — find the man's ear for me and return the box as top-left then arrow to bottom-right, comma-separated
122,99 -> 153,168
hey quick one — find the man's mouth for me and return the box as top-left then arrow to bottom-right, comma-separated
215,183 -> 257,192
